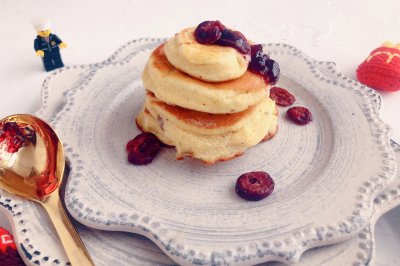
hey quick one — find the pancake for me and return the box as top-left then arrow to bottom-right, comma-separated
136,93 -> 278,164
164,27 -> 250,82
144,44 -> 269,114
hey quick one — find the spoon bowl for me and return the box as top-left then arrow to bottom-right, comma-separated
0,114 -> 94,266
0,114 -> 63,200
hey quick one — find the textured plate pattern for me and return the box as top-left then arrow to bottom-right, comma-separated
46,40 -> 397,265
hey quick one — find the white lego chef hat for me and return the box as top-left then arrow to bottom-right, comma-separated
30,17 -> 51,31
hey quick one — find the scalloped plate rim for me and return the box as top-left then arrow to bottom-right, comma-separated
0,39 -> 397,266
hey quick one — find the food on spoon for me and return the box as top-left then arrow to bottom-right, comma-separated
0,122 -> 46,177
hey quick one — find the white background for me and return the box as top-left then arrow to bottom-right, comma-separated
0,0 -> 399,265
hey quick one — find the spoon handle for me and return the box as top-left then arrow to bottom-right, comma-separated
41,191 -> 94,266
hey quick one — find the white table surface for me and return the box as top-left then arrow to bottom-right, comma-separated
0,0 -> 399,265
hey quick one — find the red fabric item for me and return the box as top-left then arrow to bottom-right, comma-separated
0,227 -> 25,266
357,46 -> 400,92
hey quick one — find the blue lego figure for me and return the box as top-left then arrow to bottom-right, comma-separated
31,18 -> 67,72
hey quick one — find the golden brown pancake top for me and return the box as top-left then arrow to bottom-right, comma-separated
151,44 -> 266,92
147,93 -> 259,129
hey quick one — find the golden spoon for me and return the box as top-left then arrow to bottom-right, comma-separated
0,114 -> 94,266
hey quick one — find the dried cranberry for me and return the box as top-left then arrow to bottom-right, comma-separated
126,132 -> 161,165
0,130 -> 5,143
235,171 -> 274,201
263,59 -> 280,85
250,44 -> 264,58
3,122 -> 21,137
194,20 -> 226,44
0,122 -> 34,153
287,106 -> 313,125
194,21 -> 250,54
270,87 -> 296,106
248,53 -> 269,74
248,45 -> 280,85
215,29 -> 251,54
7,135 -> 26,153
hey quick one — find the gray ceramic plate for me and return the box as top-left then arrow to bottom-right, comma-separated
0,39 -> 398,266
53,40 -> 396,265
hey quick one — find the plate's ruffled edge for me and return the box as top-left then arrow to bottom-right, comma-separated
0,40 -> 397,266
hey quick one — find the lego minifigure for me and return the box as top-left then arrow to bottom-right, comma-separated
31,18 -> 67,72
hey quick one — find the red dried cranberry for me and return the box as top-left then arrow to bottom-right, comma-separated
248,53 -> 269,73
215,29 -> 250,54
235,171 -> 274,201
263,59 -> 280,85
7,135 -> 26,153
194,20 -> 226,44
248,45 -> 280,85
287,106 -> 313,125
250,44 -> 264,58
270,87 -> 296,106
3,122 -> 21,137
0,130 -> 5,143
126,132 -> 161,165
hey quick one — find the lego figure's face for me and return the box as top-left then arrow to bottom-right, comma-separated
37,29 -> 51,37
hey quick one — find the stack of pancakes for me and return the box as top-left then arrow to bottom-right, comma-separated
137,27 -> 278,164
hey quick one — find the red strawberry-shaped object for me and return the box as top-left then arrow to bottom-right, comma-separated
357,42 -> 400,92
0,227 -> 25,266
